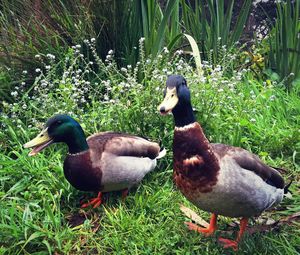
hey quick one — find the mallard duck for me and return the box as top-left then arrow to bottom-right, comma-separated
158,75 -> 285,251
24,114 -> 166,208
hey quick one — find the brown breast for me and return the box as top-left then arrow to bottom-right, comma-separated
173,123 -> 220,194
63,150 -> 103,192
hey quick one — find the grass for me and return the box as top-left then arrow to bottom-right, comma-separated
0,45 -> 299,254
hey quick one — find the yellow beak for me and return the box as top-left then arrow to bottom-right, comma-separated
157,87 -> 178,115
23,128 -> 53,156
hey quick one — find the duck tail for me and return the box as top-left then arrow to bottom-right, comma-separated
156,147 -> 167,159
284,179 -> 293,194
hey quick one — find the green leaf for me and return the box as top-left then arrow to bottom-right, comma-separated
184,33 -> 203,76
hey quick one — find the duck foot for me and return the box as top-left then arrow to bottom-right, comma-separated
218,217 -> 249,251
184,213 -> 217,237
218,238 -> 238,251
81,192 -> 102,208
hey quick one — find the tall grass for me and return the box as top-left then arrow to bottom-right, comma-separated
267,0 -> 300,89
181,0 -> 252,65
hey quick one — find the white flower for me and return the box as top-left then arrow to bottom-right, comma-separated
121,67 -> 127,72
250,118 -> 256,123
45,65 -> 51,70
35,68 -> 41,73
91,38 -> 96,42
139,37 -> 145,43
46,54 -> 55,60
11,91 -> 18,97
22,70 -> 28,74
35,54 -> 40,58
108,49 -> 114,55
176,50 -> 183,55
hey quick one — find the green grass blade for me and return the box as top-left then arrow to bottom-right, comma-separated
184,33 -> 203,76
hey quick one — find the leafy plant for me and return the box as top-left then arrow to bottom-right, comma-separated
181,0 -> 252,66
267,0 -> 300,89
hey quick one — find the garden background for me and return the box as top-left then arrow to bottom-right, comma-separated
0,0 -> 299,254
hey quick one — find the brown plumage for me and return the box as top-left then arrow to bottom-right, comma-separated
24,115 -> 166,208
158,74 -> 285,250
64,131 -> 162,192
173,123 -> 219,194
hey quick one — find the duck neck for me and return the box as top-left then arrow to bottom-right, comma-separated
65,126 -> 89,154
172,102 -> 196,127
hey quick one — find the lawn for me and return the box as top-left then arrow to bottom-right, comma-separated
0,44 -> 299,254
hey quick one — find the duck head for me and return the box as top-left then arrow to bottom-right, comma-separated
24,114 -> 88,156
158,75 -> 195,127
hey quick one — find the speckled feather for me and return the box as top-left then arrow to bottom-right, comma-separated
64,131 -> 161,192
173,123 -> 284,218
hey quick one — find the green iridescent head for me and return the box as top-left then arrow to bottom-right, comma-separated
24,114 -> 88,155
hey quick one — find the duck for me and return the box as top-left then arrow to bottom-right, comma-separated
157,74 -> 285,251
24,114 -> 166,208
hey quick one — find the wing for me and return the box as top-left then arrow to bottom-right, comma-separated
87,132 -> 161,159
211,143 -> 285,189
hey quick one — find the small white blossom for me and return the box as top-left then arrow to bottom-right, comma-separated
11,91 -> 18,97
46,54 -> 55,60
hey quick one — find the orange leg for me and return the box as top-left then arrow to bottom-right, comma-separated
81,192 -> 103,208
185,213 -> 218,237
218,217 -> 248,251
121,188 -> 129,200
